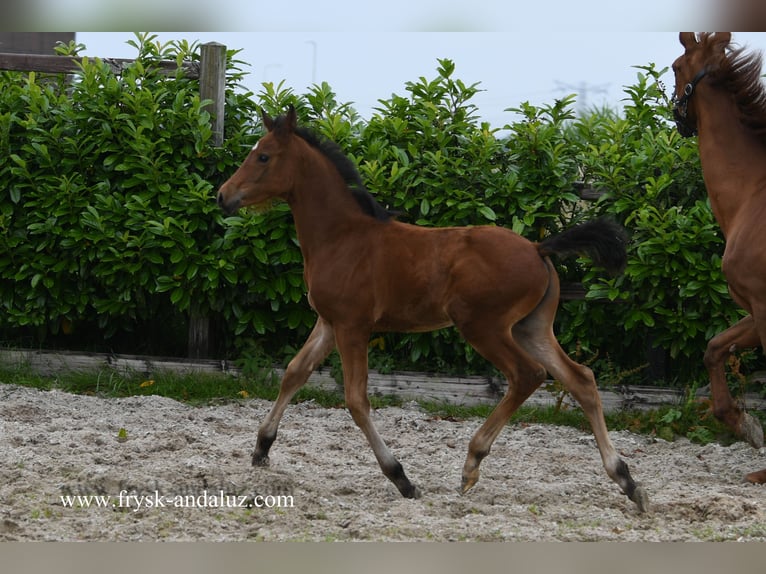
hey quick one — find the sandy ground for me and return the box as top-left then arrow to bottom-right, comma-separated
0,383 -> 763,542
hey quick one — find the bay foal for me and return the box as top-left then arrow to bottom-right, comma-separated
217,106 -> 648,511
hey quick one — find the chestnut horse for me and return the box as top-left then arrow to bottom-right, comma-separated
672,32 -> 765,484
217,106 -> 648,511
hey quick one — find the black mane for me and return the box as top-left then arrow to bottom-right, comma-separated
273,114 -> 393,221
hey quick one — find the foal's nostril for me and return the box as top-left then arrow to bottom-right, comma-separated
217,191 -> 231,211
216,189 -> 238,215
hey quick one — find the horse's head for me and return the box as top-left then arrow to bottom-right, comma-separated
217,105 -> 299,215
672,32 -> 732,137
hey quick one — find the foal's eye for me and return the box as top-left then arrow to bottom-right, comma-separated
258,154 -> 269,163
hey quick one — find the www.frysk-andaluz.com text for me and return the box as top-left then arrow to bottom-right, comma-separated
60,490 -> 295,512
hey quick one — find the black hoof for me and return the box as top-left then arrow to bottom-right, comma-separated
251,452 -> 270,467
401,484 -> 422,499
252,435 -> 275,466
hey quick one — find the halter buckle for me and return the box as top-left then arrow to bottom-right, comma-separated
672,67 -> 708,137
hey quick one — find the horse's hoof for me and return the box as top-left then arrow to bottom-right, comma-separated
739,412 -> 764,449
744,469 -> 766,484
630,484 -> 650,514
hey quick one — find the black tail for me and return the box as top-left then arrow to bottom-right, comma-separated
537,218 -> 628,274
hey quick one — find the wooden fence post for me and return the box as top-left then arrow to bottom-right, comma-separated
199,42 -> 226,146
188,42 -> 227,359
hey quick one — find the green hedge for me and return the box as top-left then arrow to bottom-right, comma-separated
0,36 -> 747,384
0,34 -> 312,357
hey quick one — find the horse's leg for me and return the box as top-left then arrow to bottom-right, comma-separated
457,324 -> 547,495
743,311 -> 766,483
252,317 -> 335,465
334,327 -> 420,498
703,314 -> 763,448
745,469 -> 766,483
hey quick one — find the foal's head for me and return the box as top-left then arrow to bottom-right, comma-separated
217,105 -> 393,220
217,105 -> 303,215
672,32 -> 732,136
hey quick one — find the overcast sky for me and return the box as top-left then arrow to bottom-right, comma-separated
75,31 -> 766,130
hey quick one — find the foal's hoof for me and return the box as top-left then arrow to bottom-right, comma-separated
629,484 -> 650,514
460,472 -> 479,495
403,485 -> 422,499
739,413 -> 764,449
251,452 -> 270,467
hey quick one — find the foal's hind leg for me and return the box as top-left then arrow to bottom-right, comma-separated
252,317 -> 335,465
514,315 -> 649,513
458,325 -> 547,495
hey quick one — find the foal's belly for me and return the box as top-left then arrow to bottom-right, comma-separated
372,313 -> 454,334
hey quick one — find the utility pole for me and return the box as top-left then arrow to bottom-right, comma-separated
306,40 -> 317,85
554,80 -> 610,114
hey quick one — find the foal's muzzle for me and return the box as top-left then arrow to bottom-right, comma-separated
216,187 -> 242,215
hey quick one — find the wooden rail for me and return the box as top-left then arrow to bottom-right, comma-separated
2,348 -> 763,413
0,51 -> 200,77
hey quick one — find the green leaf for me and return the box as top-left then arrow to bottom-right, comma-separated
287,308 -> 304,329
9,154 -> 26,168
170,250 -> 185,264
170,288 -> 184,305
477,205 -> 496,221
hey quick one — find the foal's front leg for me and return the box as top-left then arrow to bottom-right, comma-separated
252,317 -> 335,465
335,328 -> 421,498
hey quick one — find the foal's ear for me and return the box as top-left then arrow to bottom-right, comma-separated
260,108 -> 275,131
679,32 -> 698,48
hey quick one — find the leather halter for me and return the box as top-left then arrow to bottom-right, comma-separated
672,67 -> 708,137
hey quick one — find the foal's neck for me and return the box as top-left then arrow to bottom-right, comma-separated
288,150 -> 372,263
